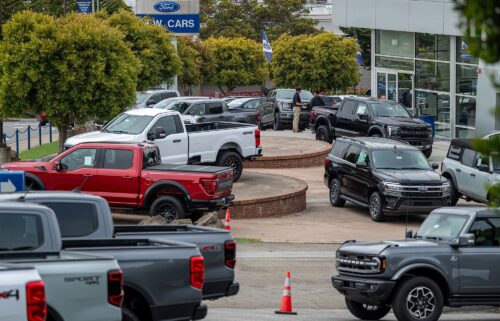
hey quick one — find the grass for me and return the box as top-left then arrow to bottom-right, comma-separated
18,141 -> 59,160
235,237 -> 262,243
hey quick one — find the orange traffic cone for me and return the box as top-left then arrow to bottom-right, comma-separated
224,209 -> 231,231
275,272 -> 297,315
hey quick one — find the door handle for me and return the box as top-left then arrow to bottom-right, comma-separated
123,176 -> 133,179
83,174 -> 92,177
470,173 -> 476,177
455,168 -> 461,172
173,139 -> 182,143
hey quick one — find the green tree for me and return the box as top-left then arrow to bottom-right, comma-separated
177,37 -> 203,95
106,10 -> 180,92
271,33 -> 360,91
203,37 -> 268,95
0,11 -> 139,151
340,27 -> 370,69
98,0 -> 132,14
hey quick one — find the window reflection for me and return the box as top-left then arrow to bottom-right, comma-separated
456,96 -> 476,128
457,64 -> 478,96
415,61 -> 450,92
416,34 -> 450,61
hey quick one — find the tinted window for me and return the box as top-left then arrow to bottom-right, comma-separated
188,104 -> 206,116
60,148 -> 97,171
208,103 -> 224,114
41,202 -> 98,238
357,149 -> 370,166
149,116 -> 179,137
372,149 -> 430,170
163,92 -> 178,99
356,103 -> 369,115
143,147 -> 161,168
103,149 -> 134,169
469,218 -> 500,247
461,148 -> 476,167
447,145 -> 462,161
0,214 -> 43,250
340,101 -> 356,115
370,102 -> 411,118
344,145 -> 361,163
331,141 -> 348,158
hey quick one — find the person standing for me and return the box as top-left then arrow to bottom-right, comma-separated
292,87 -> 302,132
310,90 -> 325,108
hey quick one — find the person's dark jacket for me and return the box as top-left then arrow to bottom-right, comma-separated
292,92 -> 302,107
310,95 -> 325,107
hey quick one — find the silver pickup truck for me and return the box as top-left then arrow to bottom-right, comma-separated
0,202 -> 123,321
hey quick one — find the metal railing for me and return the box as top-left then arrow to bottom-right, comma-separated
2,123 -> 54,154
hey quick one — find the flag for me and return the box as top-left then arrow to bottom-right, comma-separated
262,31 -> 273,63
356,51 -> 364,66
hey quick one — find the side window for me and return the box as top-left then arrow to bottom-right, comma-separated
149,116 -> 178,137
164,92 -> 178,99
188,104 -> 206,116
344,145 -> 361,163
476,153 -> 489,168
469,218 -> 500,247
357,149 -> 370,165
0,214 -> 44,250
331,141 -> 348,158
208,103 -> 224,114
447,145 -> 462,161
60,148 -> 97,171
150,94 -> 162,103
461,148 -> 476,167
245,100 -> 258,109
356,103 -> 368,115
41,202 -> 98,238
340,101 -> 356,115
103,149 -> 134,170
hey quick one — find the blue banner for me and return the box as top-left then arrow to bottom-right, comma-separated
262,31 -> 273,63
137,14 -> 200,34
76,0 -> 92,14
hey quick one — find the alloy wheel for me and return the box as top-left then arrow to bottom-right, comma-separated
406,286 -> 436,319
224,157 -> 241,177
370,196 -> 380,217
158,204 -> 177,222
330,181 -> 340,202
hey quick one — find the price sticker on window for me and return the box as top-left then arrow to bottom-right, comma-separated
358,151 -> 367,163
84,156 -> 93,166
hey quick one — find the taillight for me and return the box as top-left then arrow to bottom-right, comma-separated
256,112 -> 261,124
26,281 -> 46,321
310,110 -> 315,123
324,156 -> 331,168
224,240 -> 236,269
190,256 -> 205,289
255,128 -> 261,147
108,270 -> 124,307
201,178 -> 217,195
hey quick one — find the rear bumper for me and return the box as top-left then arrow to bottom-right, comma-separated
245,147 -> 263,160
190,194 -> 235,211
203,281 -> 240,300
332,275 -> 395,306
151,302 -> 207,321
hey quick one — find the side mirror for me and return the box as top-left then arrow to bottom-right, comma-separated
146,99 -> 157,107
405,229 -> 413,239
458,233 -> 475,246
153,127 -> 166,140
478,164 -> 490,173
358,114 -> 369,122
54,162 -> 61,171
356,162 -> 369,169
432,163 -> 439,170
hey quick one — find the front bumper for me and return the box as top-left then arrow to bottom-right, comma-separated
278,111 -> 310,125
332,275 -> 395,306
190,194 -> 235,211
382,194 -> 449,214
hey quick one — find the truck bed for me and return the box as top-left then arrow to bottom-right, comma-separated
146,164 -> 229,173
186,121 -> 254,133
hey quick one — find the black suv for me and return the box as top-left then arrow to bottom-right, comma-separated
311,97 -> 434,157
324,137 -> 450,221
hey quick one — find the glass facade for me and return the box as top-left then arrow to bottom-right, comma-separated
376,30 -> 414,57
415,61 -> 450,92
415,34 -> 450,61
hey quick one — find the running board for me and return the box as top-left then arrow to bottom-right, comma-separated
448,296 -> 500,307
340,195 -> 369,208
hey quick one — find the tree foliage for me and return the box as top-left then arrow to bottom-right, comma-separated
106,10 -> 180,91
271,33 -> 360,91
340,27 -> 370,69
0,11 -> 139,151
177,37 -> 203,95
203,37 -> 268,95
98,0 -> 132,14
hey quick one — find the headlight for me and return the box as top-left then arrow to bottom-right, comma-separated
387,126 -> 400,136
427,126 -> 433,137
383,182 -> 404,194
282,102 -> 292,110
441,182 -> 450,192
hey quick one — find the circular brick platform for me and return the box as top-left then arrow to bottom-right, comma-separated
245,136 -> 331,169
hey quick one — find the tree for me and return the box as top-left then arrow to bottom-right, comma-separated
340,27 -> 371,69
177,37 -> 203,95
271,33 -> 360,92
203,37 -> 268,95
106,10 -> 180,92
0,11 -> 140,151
98,0 -> 132,14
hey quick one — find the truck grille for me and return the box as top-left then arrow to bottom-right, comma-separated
336,252 -> 382,274
400,185 -> 444,197
400,128 -> 429,137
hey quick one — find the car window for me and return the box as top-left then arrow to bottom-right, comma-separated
331,141 -> 348,158
245,100 -> 259,109
0,214 -> 43,250
469,218 -> 500,247
447,145 -> 462,161
104,113 -> 154,135
60,148 -> 97,171
476,153 -> 489,168
40,202 -> 98,238
103,149 -> 134,170
461,148 -> 476,167
143,147 -> 161,168
356,103 -> 368,115
357,149 -> 370,165
208,103 -> 224,114
188,104 -> 206,116
163,92 -> 178,99
344,145 -> 361,163
370,102 -> 411,118
150,94 -> 162,104
340,101 -> 356,115
416,213 -> 469,241
149,116 -> 179,138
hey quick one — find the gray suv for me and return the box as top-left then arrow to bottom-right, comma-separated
441,138 -> 500,205
135,89 -> 180,108
332,206 -> 500,321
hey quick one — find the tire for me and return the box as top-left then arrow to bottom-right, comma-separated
392,277 -> 444,321
369,191 -> 385,222
345,298 -> 391,320
149,195 -> 185,223
217,151 -> 243,182
316,125 -> 332,143
122,307 -> 140,321
329,178 -> 346,207
423,147 -> 433,158
25,179 -> 43,191
370,132 -> 382,137
258,119 -> 267,130
446,177 -> 459,206
273,112 -> 283,131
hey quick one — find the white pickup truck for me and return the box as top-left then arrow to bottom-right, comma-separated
0,264 -> 45,321
65,108 -> 263,181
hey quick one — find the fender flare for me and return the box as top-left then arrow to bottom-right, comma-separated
368,125 -> 385,137
47,305 -> 64,321
143,180 -> 190,207
442,170 -> 457,187
314,115 -> 330,131
391,263 -> 448,281
25,172 -> 46,190
123,281 -> 156,307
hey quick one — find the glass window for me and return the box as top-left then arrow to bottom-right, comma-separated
415,33 -> 450,61
469,218 -> 500,247
340,100 -> 356,115
331,141 -> 348,158
356,103 -> 368,115
461,148 -> 476,167
415,61 -> 450,92
60,148 -> 97,171
188,104 -> 206,116
415,91 -> 450,137
208,103 -> 224,114
369,102 -> 411,118
377,73 -> 387,99
376,30 -> 414,57
456,127 -> 476,139
416,213 -> 468,241
457,37 -> 479,64
104,114 -> 154,135
277,90 -> 313,100
344,145 -> 361,163
372,149 -> 430,170
0,214 -> 43,250
357,149 -> 370,166
41,202 -> 98,238
447,145 -> 462,161
149,116 -> 179,138
143,147 -> 161,168
457,65 -> 478,96
493,155 -> 500,173
476,153 -> 489,168
375,56 -> 414,71
103,149 -> 134,170
456,96 -> 476,128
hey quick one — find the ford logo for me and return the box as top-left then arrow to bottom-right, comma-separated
153,1 -> 180,13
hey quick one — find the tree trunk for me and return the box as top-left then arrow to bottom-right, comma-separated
58,124 -> 68,153
0,118 -> 5,147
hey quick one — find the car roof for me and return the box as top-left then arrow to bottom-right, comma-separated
432,206 -> 498,218
0,201 -> 51,211
336,137 -> 415,150
126,108 -> 178,117
450,138 -> 474,149
0,191 -> 105,203
73,142 -> 156,149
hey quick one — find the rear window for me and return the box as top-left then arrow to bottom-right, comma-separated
331,141 -> 348,158
143,147 -> 161,168
0,214 -> 44,250
41,202 -> 98,238
447,145 -> 462,161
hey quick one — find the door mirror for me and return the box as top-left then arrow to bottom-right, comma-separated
146,99 -> 157,107
478,164 -> 490,173
153,127 -> 167,140
405,229 -> 413,239
358,113 -> 369,121
54,162 -> 61,171
432,163 -> 439,170
356,162 -> 369,169
458,233 -> 475,246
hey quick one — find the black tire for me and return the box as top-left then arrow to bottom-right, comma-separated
149,195 -> 185,223
217,151 -> 243,182
345,298 -> 391,320
25,179 -> 43,191
258,118 -> 267,130
392,277 -> 444,321
273,112 -> 283,131
316,125 -> 332,143
423,147 -> 433,158
369,191 -> 385,222
122,307 -> 140,321
329,178 -> 346,207
446,177 -> 459,206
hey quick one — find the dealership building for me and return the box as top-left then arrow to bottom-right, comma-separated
334,0 -> 500,139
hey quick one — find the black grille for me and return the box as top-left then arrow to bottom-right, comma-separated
402,192 -> 443,197
400,128 -> 429,137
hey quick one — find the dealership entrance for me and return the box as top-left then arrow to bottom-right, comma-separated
376,71 -> 414,113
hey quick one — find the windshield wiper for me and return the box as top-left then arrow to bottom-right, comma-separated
424,236 -> 442,241
376,167 -> 401,170
108,130 -> 130,134
401,167 -> 427,170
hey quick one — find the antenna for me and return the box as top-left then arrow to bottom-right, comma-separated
72,175 -> 91,193
17,180 -> 33,202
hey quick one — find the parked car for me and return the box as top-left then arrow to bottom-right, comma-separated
324,137 -> 450,221
311,97 -> 434,158
0,202 -> 123,321
0,264 -> 46,321
63,108 -> 263,181
441,137 -> 500,205
1,142 -> 234,221
154,96 -> 209,109
0,191 -> 239,301
333,206 -> 500,321
135,89 -> 180,108
259,89 -> 313,130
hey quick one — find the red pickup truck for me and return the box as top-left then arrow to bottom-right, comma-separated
1,142 -> 234,221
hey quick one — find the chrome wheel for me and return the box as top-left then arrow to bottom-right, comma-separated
406,286 -> 436,320
330,181 -> 339,201
158,204 -> 177,222
370,196 -> 380,217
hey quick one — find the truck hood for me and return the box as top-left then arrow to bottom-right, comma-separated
1,160 -> 51,170
374,117 -> 429,128
340,239 -> 441,256
65,131 -> 143,147
373,169 -> 445,185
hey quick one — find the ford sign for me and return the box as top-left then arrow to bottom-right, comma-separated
154,1 -> 181,13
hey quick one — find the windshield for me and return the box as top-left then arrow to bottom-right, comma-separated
416,213 -> 469,241
370,102 -> 411,118
136,92 -> 150,104
164,101 -> 192,113
372,149 -> 431,170
103,113 -> 153,135
227,99 -> 249,108
277,90 -> 314,100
